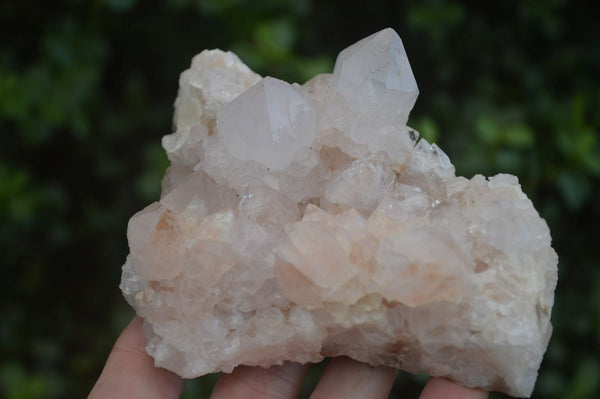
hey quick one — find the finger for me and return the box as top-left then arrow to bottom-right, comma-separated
89,317 -> 184,399
419,377 -> 488,399
211,362 -> 308,399
310,357 -> 397,399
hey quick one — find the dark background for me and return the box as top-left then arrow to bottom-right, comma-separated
1,0 -> 599,398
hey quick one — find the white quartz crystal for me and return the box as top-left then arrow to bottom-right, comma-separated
121,28 -> 557,398
218,77 -> 317,171
328,28 -> 418,147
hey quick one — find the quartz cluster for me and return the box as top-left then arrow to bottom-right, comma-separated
120,28 -> 558,397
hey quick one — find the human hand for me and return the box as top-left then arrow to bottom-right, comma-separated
89,317 -> 488,399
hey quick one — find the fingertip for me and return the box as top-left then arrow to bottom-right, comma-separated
113,316 -> 146,352
89,317 -> 184,399
211,362 -> 308,399
310,357 -> 397,399
420,377 -> 488,399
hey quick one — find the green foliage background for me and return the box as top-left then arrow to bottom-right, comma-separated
1,0 -> 599,398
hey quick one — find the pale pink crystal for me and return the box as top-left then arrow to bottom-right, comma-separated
121,28 -> 557,398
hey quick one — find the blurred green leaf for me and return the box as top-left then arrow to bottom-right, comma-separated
295,56 -> 333,83
254,18 -> 296,60
0,362 -> 62,399
557,171 -> 592,210
102,0 -> 137,12
198,0 -> 243,15
495,149 -> 522,174
537,368 -> 568,397
407,2 -> 465,40
136,144 -> 170,201
413,116 -> 439,143
504,123 -> 535,149
475,115 -> 501,146
567,358 -> 600,399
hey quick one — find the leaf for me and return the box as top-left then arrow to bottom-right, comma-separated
254,19 -> 296,60
413,116 -> 439,143
102,0 -> 137,12
567,358 -> 600,399
557,170 -> 592,210
504,123 -> 535,149
475,115 -> 501,146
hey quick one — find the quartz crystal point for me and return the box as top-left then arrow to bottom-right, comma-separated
121,28 -> 557,398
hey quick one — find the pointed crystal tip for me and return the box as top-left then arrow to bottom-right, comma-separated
333,28 -> 419,113
217,77 -> 317,171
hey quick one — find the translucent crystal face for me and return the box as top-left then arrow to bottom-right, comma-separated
121,28 -> 557,398
217,77 -> 317,171
332,28 -> 418,114
330,28 -> 419,147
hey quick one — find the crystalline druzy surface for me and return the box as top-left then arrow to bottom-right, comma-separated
121,28 -> 558,398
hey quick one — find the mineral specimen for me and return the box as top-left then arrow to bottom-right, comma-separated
120,28 -> 558,397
